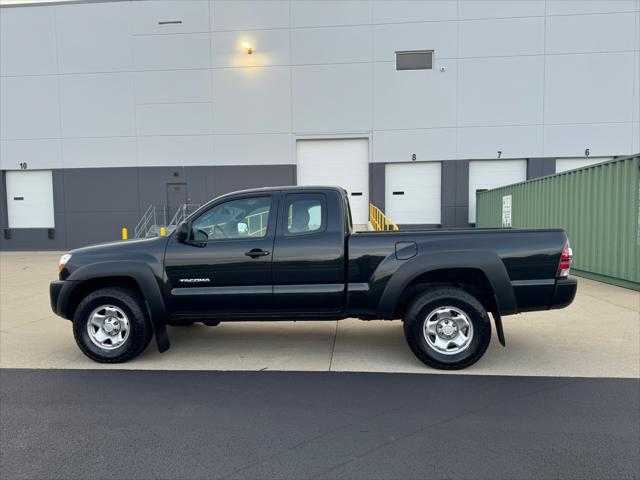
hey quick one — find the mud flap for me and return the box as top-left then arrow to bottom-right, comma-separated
492,309 -> 506,347
146,300 -> 170,352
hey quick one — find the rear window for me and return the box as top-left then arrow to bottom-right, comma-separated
283,194 -> 327,236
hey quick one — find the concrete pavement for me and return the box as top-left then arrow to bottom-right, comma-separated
1,251 -> 638,377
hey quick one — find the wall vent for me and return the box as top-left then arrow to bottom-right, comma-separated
396,50 -> 433,71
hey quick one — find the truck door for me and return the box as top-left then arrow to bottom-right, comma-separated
163,193 -> 278,315
271,191 -> 346,313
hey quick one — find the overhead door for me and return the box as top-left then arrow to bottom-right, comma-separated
556,157 -> 612,173
296,139 -> 369,225
468,160 -> 526,223
5,170 -> 55,229
385,162 -> 441,225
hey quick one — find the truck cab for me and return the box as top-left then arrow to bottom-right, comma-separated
163,187 -> 349,319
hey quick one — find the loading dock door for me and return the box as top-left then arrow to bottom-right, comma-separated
468,159 -> 526,223
385,162 -> 441,225
556,157 -> 612,173
5,170 -> 54,228
296,139 -> 369,225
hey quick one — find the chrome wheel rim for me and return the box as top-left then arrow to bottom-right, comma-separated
86,305 -> 130,350
423,306 -> 473,355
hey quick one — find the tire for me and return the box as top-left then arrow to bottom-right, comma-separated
73,287 -> 153,363
403,287 -> 491,370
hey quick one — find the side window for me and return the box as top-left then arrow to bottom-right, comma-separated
191,196 -> 271,241
284,194 -> 326,235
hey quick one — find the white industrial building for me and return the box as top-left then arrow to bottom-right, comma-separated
1,0 -> 638,249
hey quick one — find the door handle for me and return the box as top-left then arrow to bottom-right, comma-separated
245,249 -> 270,258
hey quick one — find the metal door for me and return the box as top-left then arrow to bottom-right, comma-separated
166,183 -> 187,221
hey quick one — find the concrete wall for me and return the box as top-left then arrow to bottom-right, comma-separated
0,165 -> 295,250
1,0 -> 638,172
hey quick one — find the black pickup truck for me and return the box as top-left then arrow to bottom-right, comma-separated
50,186 -> 576,370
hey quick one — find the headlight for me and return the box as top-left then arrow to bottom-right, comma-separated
58,253 -> 72,272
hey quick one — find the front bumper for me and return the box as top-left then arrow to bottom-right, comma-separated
550,276 -> 578,310
50,280 -> 68,319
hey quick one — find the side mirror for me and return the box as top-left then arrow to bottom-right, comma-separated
176,222 -> 190,243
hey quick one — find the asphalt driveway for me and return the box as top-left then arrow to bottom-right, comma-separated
1,369 -> 638,480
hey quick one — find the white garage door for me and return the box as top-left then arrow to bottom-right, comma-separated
385,162 -> 441,225
469,160 -> 526,223
556,157 -> 612,173
6,170 -> 55,228
296,139 -> 369,225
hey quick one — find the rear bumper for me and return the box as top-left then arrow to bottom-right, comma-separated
511,276 -> 577,312
550,276 -> 578,310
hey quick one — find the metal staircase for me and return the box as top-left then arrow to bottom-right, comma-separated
166,203 -> 201,235
134,203 -> 200,238
134,205 -> 166,238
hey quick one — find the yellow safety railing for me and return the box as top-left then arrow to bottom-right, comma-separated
245,209 -> 269,236
369,204 -> 399,231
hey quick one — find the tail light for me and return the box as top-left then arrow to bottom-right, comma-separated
556,241 -> 572,278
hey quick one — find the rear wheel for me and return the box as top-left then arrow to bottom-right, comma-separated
73,287 -> 152,363
403,287 -> 491,370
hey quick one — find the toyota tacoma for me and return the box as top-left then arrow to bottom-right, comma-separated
50,186 -> 577,369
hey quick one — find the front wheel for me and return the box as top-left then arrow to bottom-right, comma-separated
403,287 -> 491,370
73,287 -> 153,363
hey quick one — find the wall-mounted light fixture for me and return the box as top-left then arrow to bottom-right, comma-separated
241,41 -> 253,54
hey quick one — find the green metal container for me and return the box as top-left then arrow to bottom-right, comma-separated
476,155 -> 640,290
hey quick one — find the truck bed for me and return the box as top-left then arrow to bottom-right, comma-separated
347,227 -> 568,316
